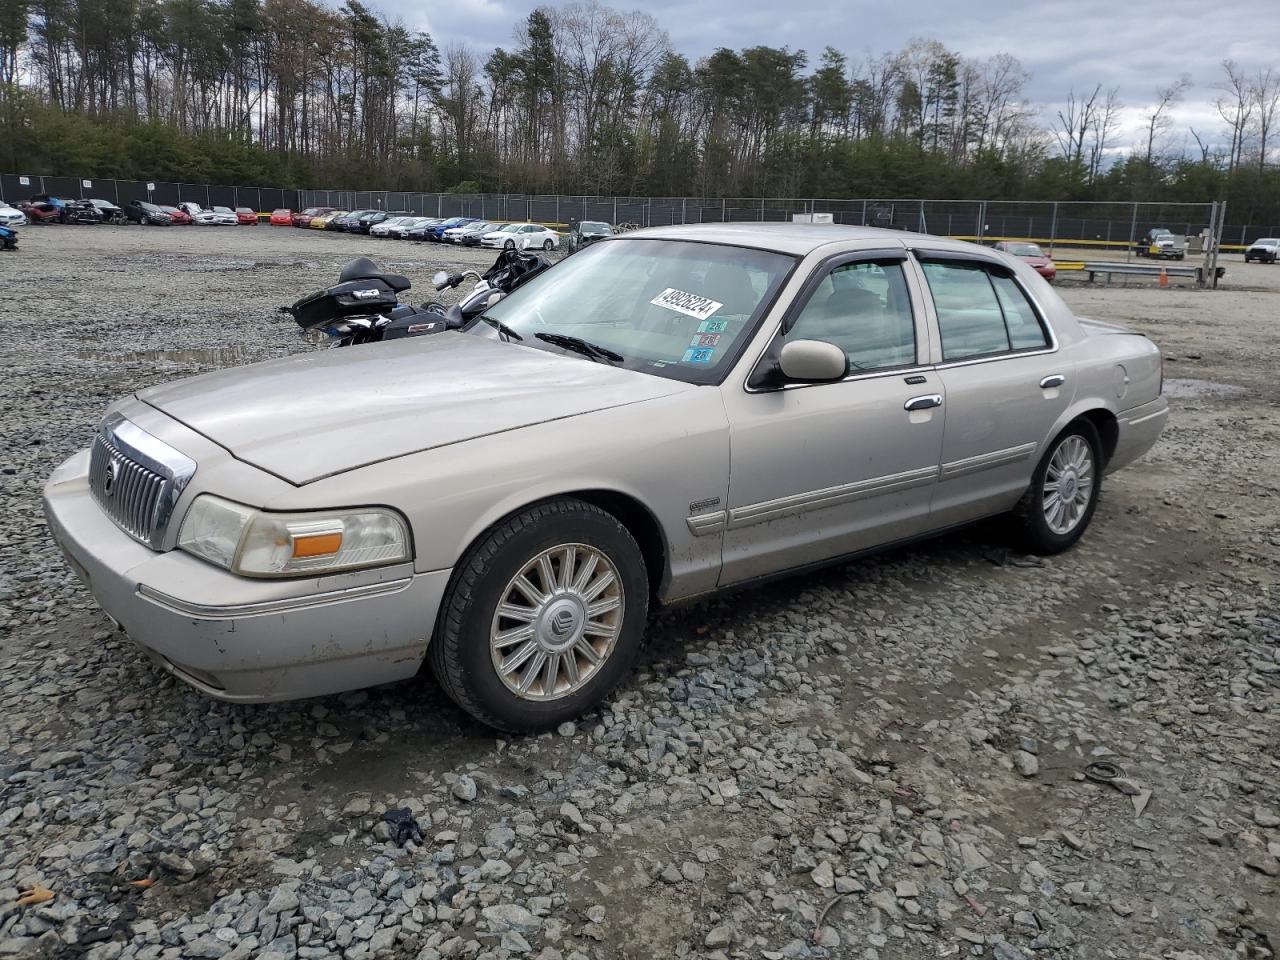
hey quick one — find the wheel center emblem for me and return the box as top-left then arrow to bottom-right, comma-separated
550,609 -> 576,638
103,462 -> 116,497
1059,469 -> 1077,500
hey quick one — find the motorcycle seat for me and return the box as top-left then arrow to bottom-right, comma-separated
338,257 -> 412,292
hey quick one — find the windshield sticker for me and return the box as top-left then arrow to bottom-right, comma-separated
697,319 -> 728,333
690,333 -> 721,348
681,347 -> 716,364
651,288 -> 724,321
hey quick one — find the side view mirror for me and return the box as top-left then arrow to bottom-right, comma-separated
778,340 -> 848,383
432,270 -> 449,287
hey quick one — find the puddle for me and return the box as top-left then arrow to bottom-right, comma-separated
1162,378 -> 1247,400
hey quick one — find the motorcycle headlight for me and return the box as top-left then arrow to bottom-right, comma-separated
178,495 -> 411,577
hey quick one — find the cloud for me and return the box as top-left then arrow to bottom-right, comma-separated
353,0 -> 1271,149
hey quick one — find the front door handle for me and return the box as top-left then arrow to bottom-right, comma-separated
1040,374 -> 1066,389
905,394 -> 943,411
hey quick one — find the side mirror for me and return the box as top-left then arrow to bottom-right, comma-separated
778,340 -> 848,383
432,270 -> 449,286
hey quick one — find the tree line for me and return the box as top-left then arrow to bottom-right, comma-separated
2,0 -> 1279,226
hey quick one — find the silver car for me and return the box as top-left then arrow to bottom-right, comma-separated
44,225 -> 1168,730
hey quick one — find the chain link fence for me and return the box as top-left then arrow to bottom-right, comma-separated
3,172 -> 1257,253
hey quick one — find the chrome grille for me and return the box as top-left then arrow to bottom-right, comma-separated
87,415 -> 197,549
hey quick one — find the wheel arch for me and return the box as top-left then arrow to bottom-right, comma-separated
1046,400 -> 1119,468
1075,408 -> 1119,466
450,488 -> 670,604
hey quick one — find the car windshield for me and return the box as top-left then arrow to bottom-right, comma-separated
580,221 -> 612,233
1255,238 -> 1279,246
1004,242 -> 1044,257
494,224 -> 522,233
160,206 -> 178,212
479,238 -> 795,385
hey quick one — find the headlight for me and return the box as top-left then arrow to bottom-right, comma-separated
178,495 -> 410,577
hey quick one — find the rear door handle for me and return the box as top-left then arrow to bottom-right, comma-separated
1040,374 -> 1066,389
905,394 -> 943,411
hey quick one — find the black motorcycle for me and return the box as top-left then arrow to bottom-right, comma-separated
285,248 -> 552,348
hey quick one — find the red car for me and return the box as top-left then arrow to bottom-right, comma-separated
159,205 -> 193,225
994,241 -> 1057,282
270,208 -> 293,226
235,207 -> 259,225
18,201 -> 61,223
292,206 -> 333,227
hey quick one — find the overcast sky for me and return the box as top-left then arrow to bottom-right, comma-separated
387,0 -> 1276,154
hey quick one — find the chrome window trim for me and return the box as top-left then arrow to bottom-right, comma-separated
910,249 -> 1061,368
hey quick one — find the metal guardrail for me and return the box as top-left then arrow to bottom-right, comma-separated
1079,262 -> 1205,284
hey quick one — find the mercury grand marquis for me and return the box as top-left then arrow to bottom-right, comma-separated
44,224 -> 1169,731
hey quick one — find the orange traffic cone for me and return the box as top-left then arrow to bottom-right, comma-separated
1158,266 -> 1169,288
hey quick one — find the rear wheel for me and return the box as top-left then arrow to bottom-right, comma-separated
429,498 -> 649,732
543,238 -> 554,251
1014,421 -> 1103,554
504,239 -> 515,250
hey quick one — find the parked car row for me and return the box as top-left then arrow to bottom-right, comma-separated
7,195 -> 263,227
269,208 -> 564,250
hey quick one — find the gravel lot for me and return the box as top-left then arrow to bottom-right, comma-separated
1,225 -> 1277,960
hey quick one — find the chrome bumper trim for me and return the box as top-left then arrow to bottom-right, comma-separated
137,577 -> 414,620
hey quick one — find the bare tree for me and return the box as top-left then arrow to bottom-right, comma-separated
1216,60 -> 1254,174
1143,74 -> 1191,164
1255,67 -> 1280,170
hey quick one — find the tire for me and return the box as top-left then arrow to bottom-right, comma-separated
1013,420 -> 1103,555
429,498 -> 649,732
504,239 -> 515,250
543,238 -> 554,251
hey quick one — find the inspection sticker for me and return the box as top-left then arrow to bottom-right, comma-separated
681,347 -> 716,364
689,333 -> 721,348
650,288 -> 724,321
697,319 -> 728,333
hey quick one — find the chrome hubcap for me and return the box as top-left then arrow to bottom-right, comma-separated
1043,435 -> 1095,535
490,543 -> 623,701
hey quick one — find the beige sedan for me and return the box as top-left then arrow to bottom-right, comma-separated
44,224 -> 1167,730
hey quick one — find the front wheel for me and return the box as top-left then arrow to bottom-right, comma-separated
504,239 -> 515,250
429,498 -> 649,732
543,239 -> 554,251
1013,421 -> 1103,554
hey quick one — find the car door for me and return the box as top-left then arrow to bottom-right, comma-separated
719,250 -> 945,585
910,251 -> 1075,527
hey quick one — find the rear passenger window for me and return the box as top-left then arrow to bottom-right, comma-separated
920,260 -> 1050,360
989,274 -> 1049,349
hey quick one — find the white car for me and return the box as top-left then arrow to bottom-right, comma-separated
370,216 -> 415,238
178,202 -> 237,226
0,203 -> 24,227
480,222 -> 559,251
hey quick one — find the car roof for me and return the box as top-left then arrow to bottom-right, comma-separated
626,222 -> 983,256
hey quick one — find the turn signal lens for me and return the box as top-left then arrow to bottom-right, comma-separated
292,532 -> 343,558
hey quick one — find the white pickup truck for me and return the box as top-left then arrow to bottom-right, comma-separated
1135,229 -> 1187,260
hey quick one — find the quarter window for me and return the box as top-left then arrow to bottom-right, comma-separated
920,260 -> 1049,360
785,260 -> 916,372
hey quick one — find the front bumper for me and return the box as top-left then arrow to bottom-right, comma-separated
1108,396 -> 1169,474
43,450 -> 449,703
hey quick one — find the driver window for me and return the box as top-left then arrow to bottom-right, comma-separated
784,260 -> 916,373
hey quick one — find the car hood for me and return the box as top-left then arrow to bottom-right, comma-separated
136,334 -> 692,485
1020,255 -> 1052,267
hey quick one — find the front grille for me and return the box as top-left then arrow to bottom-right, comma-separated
87,416 -> 197,549
90,434 -> 167,544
